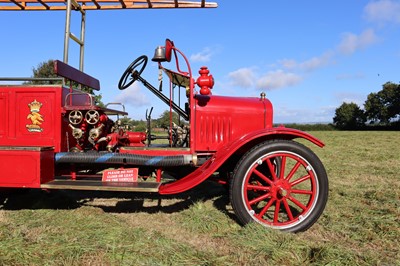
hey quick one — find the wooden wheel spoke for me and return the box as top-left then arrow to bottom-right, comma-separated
248,192 -> 271,206
279,156 -> 286,179
253,169 -> 273,185
285,161 -> 301,182
288,195 -> 307,211
246,184 -> 270,191
266,159 -> 278,181
290,174 -> 311,187
256,198 -> 275,218
282,199 -> 294,221
273,200 -> 281,223
291,189 -> 313,195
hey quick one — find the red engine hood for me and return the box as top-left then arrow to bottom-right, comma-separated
193,94 -> 273,152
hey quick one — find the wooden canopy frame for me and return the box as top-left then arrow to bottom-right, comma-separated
1,0 -> 217,73
0,0 -> 217,11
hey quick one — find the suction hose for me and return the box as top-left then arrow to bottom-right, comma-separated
55,152 -> 196,167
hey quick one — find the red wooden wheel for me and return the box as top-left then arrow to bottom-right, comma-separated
230,140 -> 328,232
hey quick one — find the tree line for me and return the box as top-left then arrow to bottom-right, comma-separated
333,82 -> 400,130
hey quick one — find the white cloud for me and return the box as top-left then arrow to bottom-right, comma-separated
298,52 -> 333,71
256,70 -> 303,90
228,67 -> 256,88
364,0 -> 400,24
225,22 -> 379,92
190,47 -> 213,62
337,29 -> 378,55
226,68 -> 302,90
114,83 -> 149,107
279,52 -> 333,72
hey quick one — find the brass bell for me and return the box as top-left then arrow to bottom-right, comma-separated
151,46 -> 167,62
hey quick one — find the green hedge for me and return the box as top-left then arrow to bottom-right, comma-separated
274,123 -> 336,131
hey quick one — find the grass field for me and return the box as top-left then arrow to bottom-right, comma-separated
1,131 -> 399,265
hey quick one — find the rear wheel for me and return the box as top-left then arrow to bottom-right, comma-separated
230,140 -> 328,232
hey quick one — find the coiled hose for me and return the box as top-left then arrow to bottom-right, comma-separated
55,152 -> 194,167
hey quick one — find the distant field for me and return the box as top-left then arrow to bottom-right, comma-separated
0,131 -> 399,265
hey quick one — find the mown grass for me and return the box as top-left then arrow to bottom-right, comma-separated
1,131 -> 399,265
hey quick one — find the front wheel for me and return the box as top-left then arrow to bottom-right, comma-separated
230,140 -> 328,232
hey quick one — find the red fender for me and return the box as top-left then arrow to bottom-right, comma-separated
159,127 -> 324,195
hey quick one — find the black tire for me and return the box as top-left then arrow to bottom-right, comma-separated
230,139 -> 328,232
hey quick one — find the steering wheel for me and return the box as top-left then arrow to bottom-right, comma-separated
118,55 -> 148,90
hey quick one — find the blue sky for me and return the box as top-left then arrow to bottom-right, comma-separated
1,0 -> 399,123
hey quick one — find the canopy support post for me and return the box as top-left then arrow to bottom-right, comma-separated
63,0 -> 86,72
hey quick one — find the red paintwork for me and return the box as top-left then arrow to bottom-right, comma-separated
165,39 -> 173,62
193,94 -> 273,152
0,85 -> 64,151
0,40 -> 325,195
160,127 -> 324,194
106,131 -> 146,150
0,147 -> 54,188
196,66 -> 214,95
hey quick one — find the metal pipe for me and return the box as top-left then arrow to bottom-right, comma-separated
137,75 -> 189,121
63,0 -> 72,65
63,0 -> 85,72
80,10 -> 86,71
69,32 -> 84,45
0,77 -> 63,82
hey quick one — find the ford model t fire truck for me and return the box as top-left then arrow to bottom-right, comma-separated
0,0 -> 328,232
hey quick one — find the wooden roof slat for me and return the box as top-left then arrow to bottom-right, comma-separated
37,0 -> 50,9
0,0 -> 217,10
10,0 -> 25,9
0,0 -> 215,4
91,0 -> 100,9
119,0 -> 126,8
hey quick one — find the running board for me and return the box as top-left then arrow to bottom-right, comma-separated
41,180 -> 160,192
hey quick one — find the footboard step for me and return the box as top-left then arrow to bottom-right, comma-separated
41,180 -> 160,192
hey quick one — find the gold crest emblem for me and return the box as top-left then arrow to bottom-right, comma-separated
26,99 -> 44,132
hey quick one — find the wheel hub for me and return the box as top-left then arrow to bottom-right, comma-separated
272,180 -> 291,200
279,187 -> 288,197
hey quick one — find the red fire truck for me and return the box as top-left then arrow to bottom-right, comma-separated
0,0 -> 328,232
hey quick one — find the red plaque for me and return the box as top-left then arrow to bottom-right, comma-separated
102,168 -> 138,182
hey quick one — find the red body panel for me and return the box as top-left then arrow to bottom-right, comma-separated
0,85 -> 66,151
0,147 -> 54,188
193,95 -> 273,152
